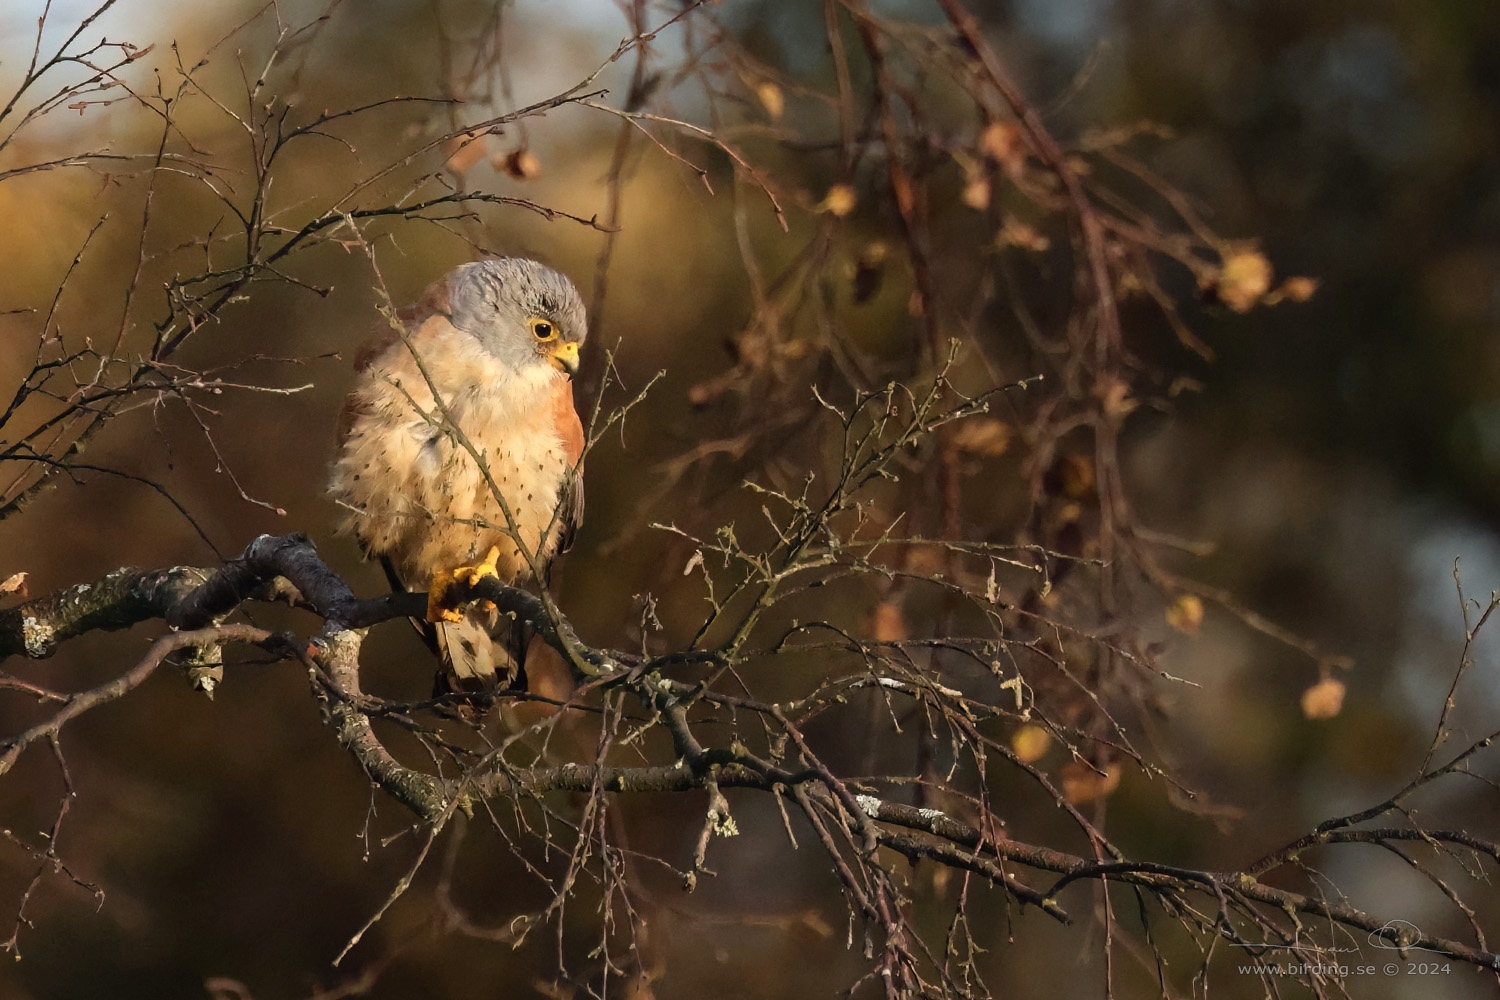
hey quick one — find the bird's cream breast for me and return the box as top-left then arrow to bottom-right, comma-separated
329,328 -> 574,588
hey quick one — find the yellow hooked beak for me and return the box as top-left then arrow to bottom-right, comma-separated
550,341 -> 580,377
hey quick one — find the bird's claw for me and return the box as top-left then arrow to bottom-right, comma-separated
426,545 -> 502,623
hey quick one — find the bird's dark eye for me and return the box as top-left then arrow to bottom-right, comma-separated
529,317 -> 555,340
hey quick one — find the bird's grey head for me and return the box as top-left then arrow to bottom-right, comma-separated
446,258 -> 587,377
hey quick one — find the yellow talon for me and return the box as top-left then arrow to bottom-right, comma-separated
454,545 -> 502,587
426,546 -> 502,623
426,568 -> 463,623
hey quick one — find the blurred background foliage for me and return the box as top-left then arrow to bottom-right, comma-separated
0,0 -> 1498,998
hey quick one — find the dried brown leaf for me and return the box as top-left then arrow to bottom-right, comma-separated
979,120 -> 1026,177
817,183 -> 857,217
869,601 -> 908,643
1010,724 -> 1050,763
1214,247 -> 1274,312
1167,376 -> 1205,397
998,218 -> 1050,252
851,242 -> 888,304
1165,594 -> 1204,635
1057,454 -> 1095,500
1098,376 -> 1138,423
755,81 -> 785,121
905,544 -> 945,576
952,418 -> 1013,457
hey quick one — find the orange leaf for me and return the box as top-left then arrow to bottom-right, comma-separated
1300,677 -> 1346,720
905,544 -> 945,576
1060,760 -> 1122,804
961,174 -> 990,211
442,135 -> 487,174
1270,276 -> 1319,303
494,148 -> 541,180
889,163 -> 915,217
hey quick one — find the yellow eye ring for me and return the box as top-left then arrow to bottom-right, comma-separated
529,317 -> 556,340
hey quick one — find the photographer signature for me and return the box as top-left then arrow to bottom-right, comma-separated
1226,919 -> 1445,955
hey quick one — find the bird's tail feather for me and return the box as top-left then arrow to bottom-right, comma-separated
434,604 -> 524,697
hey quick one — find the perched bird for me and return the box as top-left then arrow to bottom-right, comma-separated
329,258 -> 586,698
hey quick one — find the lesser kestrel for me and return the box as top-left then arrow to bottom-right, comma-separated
329,258 -> 586,696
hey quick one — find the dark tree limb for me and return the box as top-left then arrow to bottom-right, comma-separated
0,622 -> 274,778
0,564 -> 213,659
